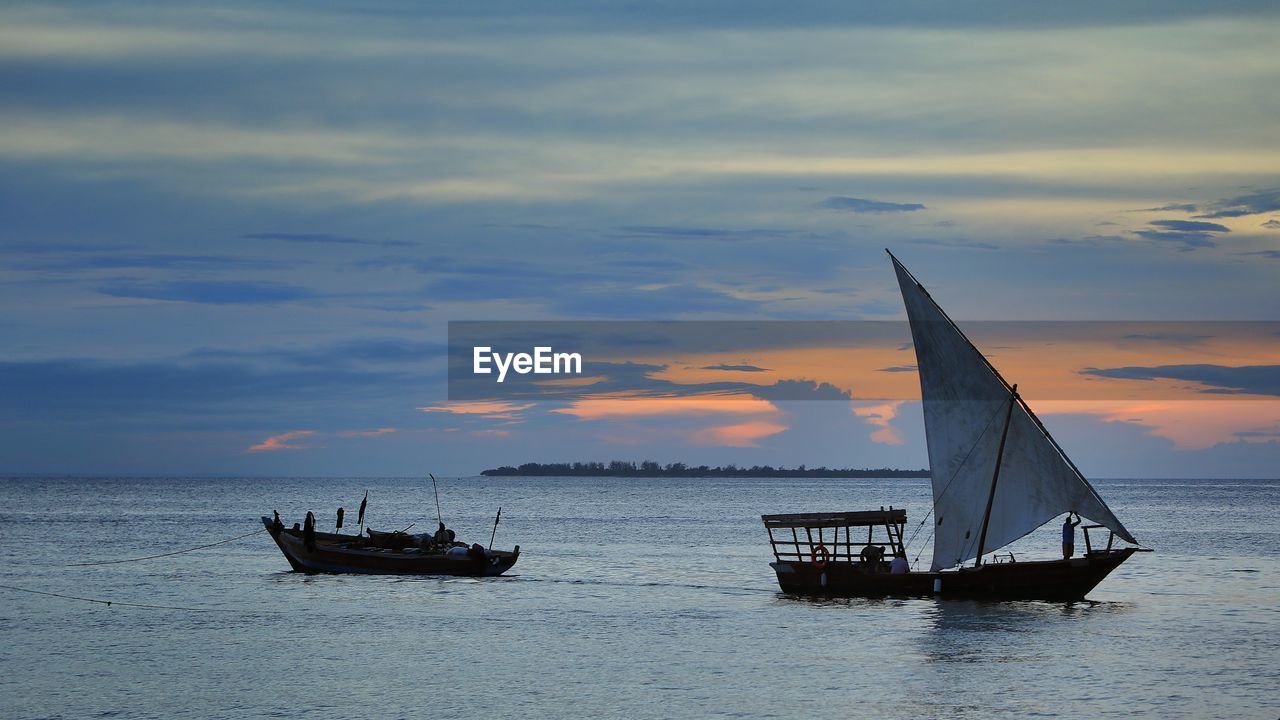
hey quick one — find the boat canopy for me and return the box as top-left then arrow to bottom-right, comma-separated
762,509 -> 906,529
891,253 -> 1137,571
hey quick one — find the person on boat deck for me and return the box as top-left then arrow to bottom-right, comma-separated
859,544 -> 885,572
433,522 -> 456,547
890,551 -> 910,574
1062,512 -> 1082,559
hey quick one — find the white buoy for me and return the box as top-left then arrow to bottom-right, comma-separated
933,578 -> 942,593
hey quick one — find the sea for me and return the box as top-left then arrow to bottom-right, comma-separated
0,476 -> 1276,719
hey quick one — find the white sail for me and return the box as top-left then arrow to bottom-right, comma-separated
891,254 -> 1137,571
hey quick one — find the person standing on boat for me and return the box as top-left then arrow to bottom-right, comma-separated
1062,512 -> 1082,559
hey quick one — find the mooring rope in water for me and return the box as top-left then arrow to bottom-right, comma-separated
63,527 -> 267,567
0,582 -> 275,613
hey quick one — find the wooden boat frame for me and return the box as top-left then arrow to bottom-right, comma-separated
262,516 -> 519,577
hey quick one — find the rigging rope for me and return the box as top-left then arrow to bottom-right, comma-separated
63,527 -> 267,567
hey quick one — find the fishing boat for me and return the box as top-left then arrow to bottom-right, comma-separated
763,251 -> 1148,601
261,515 -> 520,576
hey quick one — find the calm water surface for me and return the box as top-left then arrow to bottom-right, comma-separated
1,476 -> 1277,719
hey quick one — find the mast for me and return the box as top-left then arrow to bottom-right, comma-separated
975,384 -> 1018,567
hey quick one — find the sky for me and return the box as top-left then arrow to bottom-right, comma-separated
2,1 -> 1279,477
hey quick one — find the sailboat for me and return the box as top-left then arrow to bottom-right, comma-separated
762,251 -> 1148,600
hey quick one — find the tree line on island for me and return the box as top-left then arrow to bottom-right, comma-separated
480,461 -> 930,478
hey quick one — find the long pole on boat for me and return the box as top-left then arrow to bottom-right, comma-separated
489,506 -> 502,549
430,473 -> 443,527
975,384 -> 1018,567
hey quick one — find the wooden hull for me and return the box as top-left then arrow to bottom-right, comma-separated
770,548 -> 1136,602
261,517 -> 519,577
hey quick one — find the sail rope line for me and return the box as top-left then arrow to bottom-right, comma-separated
63,527 -> 267,567
0,582 -> 282,614
903,399 -> 1007,569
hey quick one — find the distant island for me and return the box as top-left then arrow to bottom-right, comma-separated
480,461 -> 930,478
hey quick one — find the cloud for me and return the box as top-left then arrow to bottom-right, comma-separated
751,379 -> 852,401
246,430 -> 316,453
246,426 -> 397,452
1241,250 -> 1280,260
1262,219 -> 1280,229
1133,218 -> 1230,250
97,280 -> 318,304
241,232 -> 414,247
1148,219 -> 1230,233
417,401 -> 535,420
1131,203 -> 1198,212
337,427 -> 397,437
817,196 -> 926,213
853,401 -> 905,445
0,353 -> 439,430
613,226 -> 790,239
689,419 -> 787,447
552,393 -> 777,420
1081,364 -> 1280,397
879,365 -> 918,373
701,363 -> 771,372
1195,188 -> 1280,219
905,238 -> 997,250
11,253 -> 275,272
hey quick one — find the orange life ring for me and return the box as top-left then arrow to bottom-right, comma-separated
811,544 -> 830,569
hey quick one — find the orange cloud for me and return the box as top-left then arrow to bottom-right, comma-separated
417,401 -> 534,420
246,430 -> 317,453
690,419 -> 788,447
853,401 -> 905,445
1036,399 -> 1280,450
552,392 -> 777,420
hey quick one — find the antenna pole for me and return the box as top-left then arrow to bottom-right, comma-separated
975,384 -> 1018,567
430,473 -> 443,527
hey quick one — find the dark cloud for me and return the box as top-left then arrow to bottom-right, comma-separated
1195,188 -> 1280,218
187,337 -> 446,368
98,280 -> 318,304
0,355 -> 437,428
905,238 -> 997,250
818,197 -> 926,213
701,364 -> 771,372
751,379 -> 852,401
1149,219 -> 1230,233
879,365 -> 918,373
551,284 -> 764,318
242,232 -> 415,248
1081,364 -> 1280,396
13,253 -> 278,272
1134,218 -> 1230,250
1130,203 -> 1198,212
1261,219 -> 1280,229
1241,250 -> 1280,260
613,226 -> 790,239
